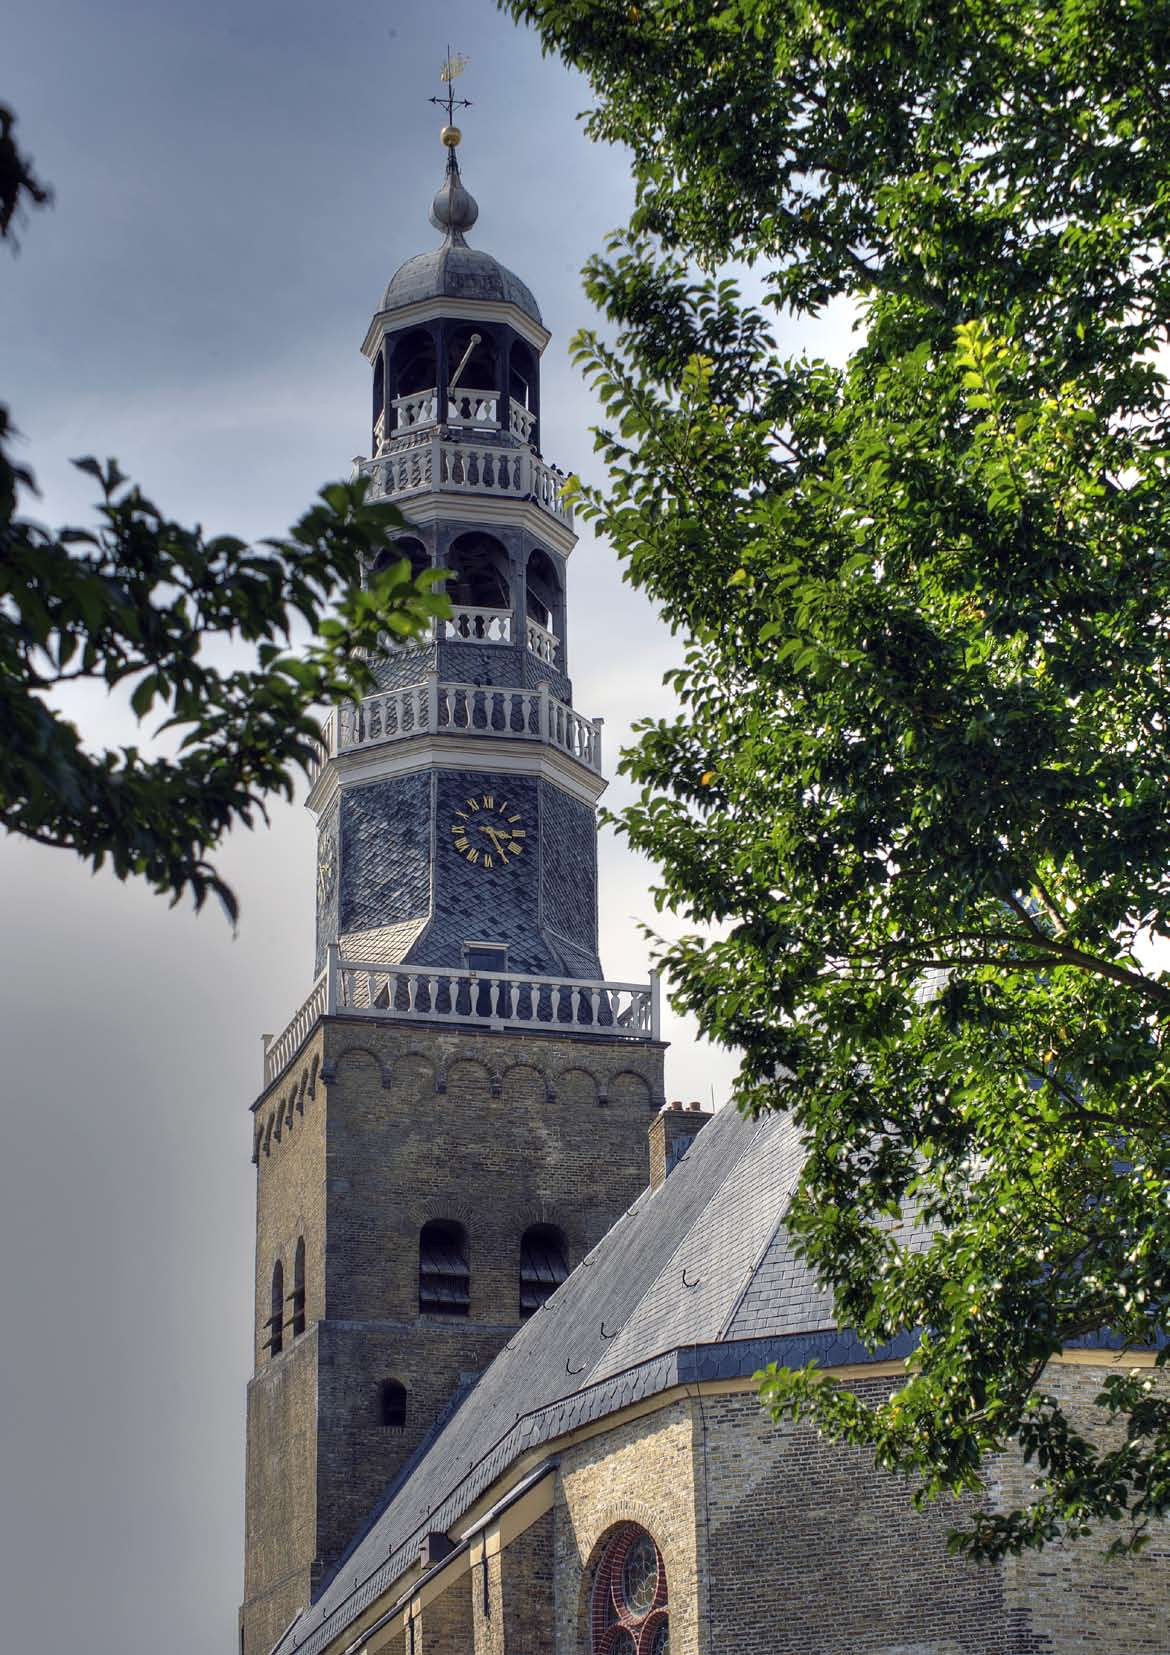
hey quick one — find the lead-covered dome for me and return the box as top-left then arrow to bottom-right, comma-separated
379,153 -> 542,324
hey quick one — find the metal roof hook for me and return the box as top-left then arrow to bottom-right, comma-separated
682,1267 -> 701,1289
600,1321 -> 618,1339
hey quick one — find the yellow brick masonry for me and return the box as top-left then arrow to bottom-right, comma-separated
322,1358 -> 1170,1655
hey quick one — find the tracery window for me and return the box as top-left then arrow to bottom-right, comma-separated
590,1525 -> 669,1655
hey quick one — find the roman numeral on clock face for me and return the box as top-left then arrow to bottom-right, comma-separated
449,793 -> 530,869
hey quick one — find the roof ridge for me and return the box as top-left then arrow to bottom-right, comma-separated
714,1159 -> 803,1343
580,1108 -> 766,1387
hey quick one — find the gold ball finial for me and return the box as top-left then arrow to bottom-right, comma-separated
441,124 -> 462,148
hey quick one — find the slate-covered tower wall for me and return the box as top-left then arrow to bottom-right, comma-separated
240,138 -> 666,1655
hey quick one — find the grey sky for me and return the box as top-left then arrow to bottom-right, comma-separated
0,5 -> 848,1651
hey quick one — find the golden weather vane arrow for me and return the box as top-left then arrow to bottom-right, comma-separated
430,46 -> 472,138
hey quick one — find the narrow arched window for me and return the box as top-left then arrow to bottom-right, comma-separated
393,328 -> 437,399
519,1224 -> 568,1317
372,353 -> 385,452
379,1379 -> 407,1428
291,1238 -> 306,1338
267,1260 -> 284,1357
419,1219 -> 470,1315
448,531 -> 510,611
590,1525 -> 668,1654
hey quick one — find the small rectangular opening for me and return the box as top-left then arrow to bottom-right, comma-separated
464,941 -> 508,974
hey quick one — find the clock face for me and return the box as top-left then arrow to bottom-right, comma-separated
449,792 -> 528,869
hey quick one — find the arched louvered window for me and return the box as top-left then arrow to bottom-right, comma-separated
393,328 -> 437,399
590,1525 -> 669,1654
418,1219 -> 470,1316
519,1224 -> 568,1317
291,1238 -> 306,1338
448,531 -> 510,611
371,535 -> 429,585
380,1379 -> 407,1429
267,1260 -> 284,1357
372,353 -> 385,451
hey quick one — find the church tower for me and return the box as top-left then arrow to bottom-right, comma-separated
240,123 -> 666,1655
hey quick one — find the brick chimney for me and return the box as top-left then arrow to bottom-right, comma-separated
648,1100 -> 712,1191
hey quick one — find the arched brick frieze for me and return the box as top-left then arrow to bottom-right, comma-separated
334,1045 -> 393,1087
555,1065 -> 600,1109
392,1050 -> 437,1096
308,1053 -> 320,1099
500,1062 -> 545,1108
609,1070 -> 653,1110
445,1057 -> 492,1100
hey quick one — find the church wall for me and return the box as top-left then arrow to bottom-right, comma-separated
243,1033 -> 329,1655
320,1017 -> 663,1326
698,1368 -> 1170,1655
554,1399 -> 701,1654
312,1318 -> 514,1579
700,1382 -> 1004,1654
472,1510 -> 555,1655
309,1016 -> 663,1585
251,1034 -> 328,1361
242,1330 -> 320,1655
999,1359 -> 1170,1652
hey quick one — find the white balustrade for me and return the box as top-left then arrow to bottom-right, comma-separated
334,961 -> 655,1037
393,389 -> 439,431
443,605 -> 513,644
530,457 -> 570,521
305,709 -> 339,785
336,683 -> 432,748
525,616 -> 558,665
322,677 -> 602,776
263,955 -> 658,1085
263,968 -> 331,1087
446,388 -> 499,429
377,437 -> 433,496
373,409 -> 386,453
438,440 -> 526,496
358,434 -> 573,528
509,399 -> 536,442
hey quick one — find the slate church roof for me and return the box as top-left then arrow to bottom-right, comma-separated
274,1102 -> 912,1655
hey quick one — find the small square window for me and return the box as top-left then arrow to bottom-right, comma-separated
464,942 -> 508,974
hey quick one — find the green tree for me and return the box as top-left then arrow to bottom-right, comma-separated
503,0 -> 1170,1555
1,107 -> 449,921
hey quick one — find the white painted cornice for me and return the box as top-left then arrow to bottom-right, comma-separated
393,491 -> 578,559
362,297 -> 550,360
305,733 -> 607,818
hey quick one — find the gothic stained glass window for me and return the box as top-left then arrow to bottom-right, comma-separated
590,1525 -> 669,1655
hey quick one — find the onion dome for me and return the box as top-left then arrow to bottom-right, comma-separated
379,147 -> 541,324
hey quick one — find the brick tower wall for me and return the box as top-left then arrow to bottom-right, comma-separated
242,1016 -> 664,1655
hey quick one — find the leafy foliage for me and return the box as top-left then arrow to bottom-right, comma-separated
1,105 -> 449,921
504,0 -> 1170,1555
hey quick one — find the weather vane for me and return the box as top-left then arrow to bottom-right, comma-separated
430,47 -> 472,146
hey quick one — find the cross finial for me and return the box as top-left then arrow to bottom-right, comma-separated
430,47 -> 472,148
